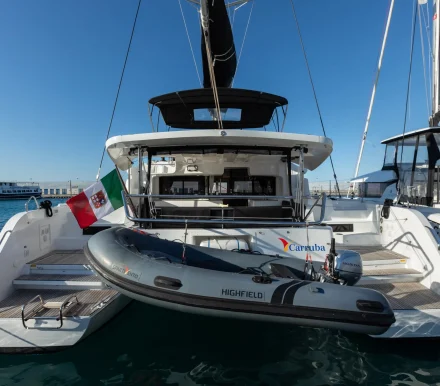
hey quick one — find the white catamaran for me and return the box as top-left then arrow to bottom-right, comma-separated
0,0 -> 439,353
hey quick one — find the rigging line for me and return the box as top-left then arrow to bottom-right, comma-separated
227,0 -> 233,23
232,0 -> 254,87
275,107 -> 280,132
213,45 -> 236,65
419,2 -> 432,112
289,0 -> 341,197
421,4 -> 433,64
204,35 -> 224,129
419,3 -> 430,118
354,0 -> 394,179
422,2 -> 433,110
178,0 -> 203,87
96,0 -> 142,180
200,1 -> 223,129
398,0 -> 418,181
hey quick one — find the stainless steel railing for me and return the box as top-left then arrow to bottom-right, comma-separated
25,196 -> 39,212
0,230 -> 12,247
122,192 -> 326,226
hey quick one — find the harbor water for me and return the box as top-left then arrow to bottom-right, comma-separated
0,199 -> 67,232
1,201 -> 440,385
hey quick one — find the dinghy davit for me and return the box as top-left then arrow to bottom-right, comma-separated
85,227 -> 395,335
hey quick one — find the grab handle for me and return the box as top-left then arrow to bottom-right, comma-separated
154,276 -> 182,290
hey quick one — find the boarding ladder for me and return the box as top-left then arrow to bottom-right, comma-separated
21,294 -> 80,329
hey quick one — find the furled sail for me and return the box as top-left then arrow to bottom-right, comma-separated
201,0 -> 237,88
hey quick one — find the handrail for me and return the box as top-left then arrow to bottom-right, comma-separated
25,196 -> 39,212
304,194 -> 325,222
122,192 -> 327,226
21,294 -> 79,329
57,295 -> 79,329
128,193 -> 303,200
0,230 -> 12,247
21,295 -> 44,329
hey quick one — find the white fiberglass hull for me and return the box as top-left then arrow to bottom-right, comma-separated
0,293 -> 129,354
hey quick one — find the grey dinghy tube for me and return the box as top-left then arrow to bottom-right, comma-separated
85,227 -> 395,335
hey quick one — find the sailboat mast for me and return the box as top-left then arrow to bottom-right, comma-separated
431,0 -> 440,125
353,0 -> 395,178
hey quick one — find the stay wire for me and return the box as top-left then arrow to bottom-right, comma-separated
96,0 -> 142,180
398,1 -> 418,189
178,0 -> 202,87
289,0 -> 341,197
232,0 -> 254,87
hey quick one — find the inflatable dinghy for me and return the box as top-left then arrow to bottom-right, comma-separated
85,227 -> 395,335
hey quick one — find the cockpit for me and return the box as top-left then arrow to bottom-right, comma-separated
381,127 -> 440,206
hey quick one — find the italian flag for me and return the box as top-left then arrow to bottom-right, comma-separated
67,169 -> 124,229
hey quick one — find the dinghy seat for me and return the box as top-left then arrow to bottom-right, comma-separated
268,263 -> 301,279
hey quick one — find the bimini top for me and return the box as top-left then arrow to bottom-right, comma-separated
381,127 -> 440,144
106,130 -> 333,171
148,88 -> 288,130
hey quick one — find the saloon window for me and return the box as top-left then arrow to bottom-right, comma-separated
159,177 -> 205,195
213,169 -> 276,195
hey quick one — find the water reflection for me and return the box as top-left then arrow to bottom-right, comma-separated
0,301 -> 439,385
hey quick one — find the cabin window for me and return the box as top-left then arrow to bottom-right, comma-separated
160,177 -> 205,195
396,139 -> 417,170
212,168 -> 276,195
358,182 -> 394,198
383,144 -> 396,167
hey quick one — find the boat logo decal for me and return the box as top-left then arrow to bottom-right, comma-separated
279,238 -> 325,252
111,263 -> 142,281
91,190 -> 107,209
221,289 -> 264,300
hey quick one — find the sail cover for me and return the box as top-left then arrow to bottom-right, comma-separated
201,0 -> 237,88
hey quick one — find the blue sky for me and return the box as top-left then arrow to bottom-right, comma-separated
0,0 -> 432,184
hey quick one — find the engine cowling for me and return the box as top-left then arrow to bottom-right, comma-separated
334,250 -> 363,286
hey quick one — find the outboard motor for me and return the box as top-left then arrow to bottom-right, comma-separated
318,238 -> 363,286
333,250 -> 363,285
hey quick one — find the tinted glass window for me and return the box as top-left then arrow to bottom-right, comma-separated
383,143 -> 396,167
160,177 -> 205,195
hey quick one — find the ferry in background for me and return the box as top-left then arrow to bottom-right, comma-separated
0,182 -> 42,200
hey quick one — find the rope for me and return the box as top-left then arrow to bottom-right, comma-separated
96,0 -> 142,180
398,1 -> 418,183
419,3 -> 430,119
178,0 -> 202,87
232,0 -> 254,87
289,0 -> 341,197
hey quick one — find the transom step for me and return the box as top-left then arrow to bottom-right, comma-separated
27,249 -> 93,275
359,267 -> 423,285
14,274 -> 103,290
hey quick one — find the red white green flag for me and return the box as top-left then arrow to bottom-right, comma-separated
67,169 -> 124,229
